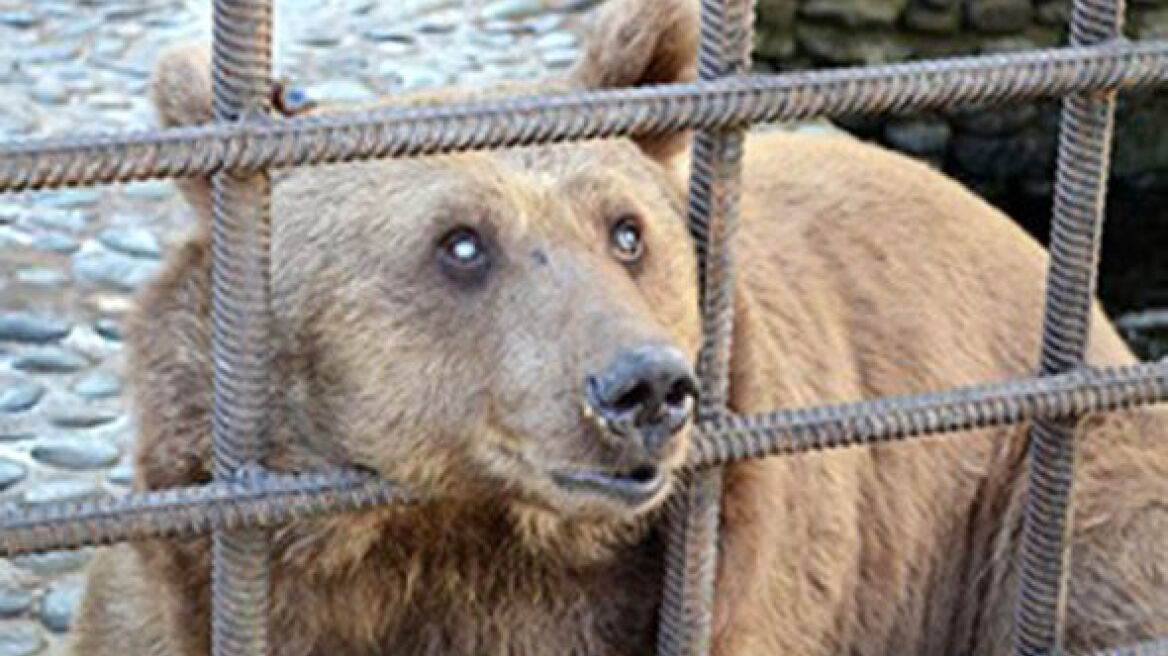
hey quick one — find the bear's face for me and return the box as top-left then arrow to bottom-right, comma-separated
270,138 -> 701,523
149,0 -> 703,529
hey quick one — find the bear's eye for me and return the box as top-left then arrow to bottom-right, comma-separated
610,215 -> 644,264
437,226 -> 491,282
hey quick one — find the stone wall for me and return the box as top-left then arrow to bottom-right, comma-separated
753,0 -> 1168,355
754,0 -> 1168,197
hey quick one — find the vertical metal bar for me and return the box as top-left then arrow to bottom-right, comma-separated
1013,0 -> 1124,654
209,0 -> 275,654
657,1 -> 754,654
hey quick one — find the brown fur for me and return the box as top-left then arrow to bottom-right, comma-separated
70,0 -> 1167,654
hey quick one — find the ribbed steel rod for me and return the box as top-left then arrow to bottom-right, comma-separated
688,361 -> 1167,468
0,364 -> 1161,557
209,0 -> 275,654
1013,0 -> 1124,653
658,0 -> 753,654
0,42 -> 1164,192
0,470 -> 413,557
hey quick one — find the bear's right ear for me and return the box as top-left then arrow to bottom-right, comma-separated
151,43 -> 215,222
567,0 -> 699,161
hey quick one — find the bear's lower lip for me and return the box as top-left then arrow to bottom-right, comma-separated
550,465 -> 666,507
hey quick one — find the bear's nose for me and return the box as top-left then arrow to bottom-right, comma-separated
585,344 -> 698,452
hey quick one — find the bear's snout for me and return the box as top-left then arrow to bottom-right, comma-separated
584,343 -> 698,456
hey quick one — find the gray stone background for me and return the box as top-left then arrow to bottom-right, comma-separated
0,0 -> 1162,654
753,0 -> 1168,357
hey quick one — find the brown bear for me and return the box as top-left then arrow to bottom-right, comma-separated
68,0 -> 1167,654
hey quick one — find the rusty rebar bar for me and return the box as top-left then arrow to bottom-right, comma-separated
0,363 -> 1162,558
1013,0 -> 1125,653
0,42 -> 1164,192
658,0 -> 753,654
209,0 -> 275,654
0,470 -> 414,556
687,361 -> 1167,468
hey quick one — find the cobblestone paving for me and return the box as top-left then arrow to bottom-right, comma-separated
0,1 -> 603,652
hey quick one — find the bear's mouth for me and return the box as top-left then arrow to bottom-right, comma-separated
550,464 -> 667,508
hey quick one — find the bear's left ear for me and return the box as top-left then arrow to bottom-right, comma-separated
150,44 -> 313,223
567,0 -> 699,161
151,43 -> 215,223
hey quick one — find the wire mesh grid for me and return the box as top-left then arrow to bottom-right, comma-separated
0,0 -> 1164,654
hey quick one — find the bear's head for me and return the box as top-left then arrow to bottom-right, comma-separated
149,0 -> 705,534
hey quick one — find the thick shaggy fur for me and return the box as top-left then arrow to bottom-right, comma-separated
69,0 -> 1167,654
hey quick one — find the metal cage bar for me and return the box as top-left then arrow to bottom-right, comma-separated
1014,0 -> 1126,653
208,0 -> 275,653
2,361 -> 1163,557
658,0 -> 753,650
689,361 -> 1168,467
0,42 -> 1163,192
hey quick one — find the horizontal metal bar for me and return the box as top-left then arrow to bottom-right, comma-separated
0,362 -> 1162,556
0,469 -> 416,556
0,41 -> 1164,192
688,361 -> 1168,467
